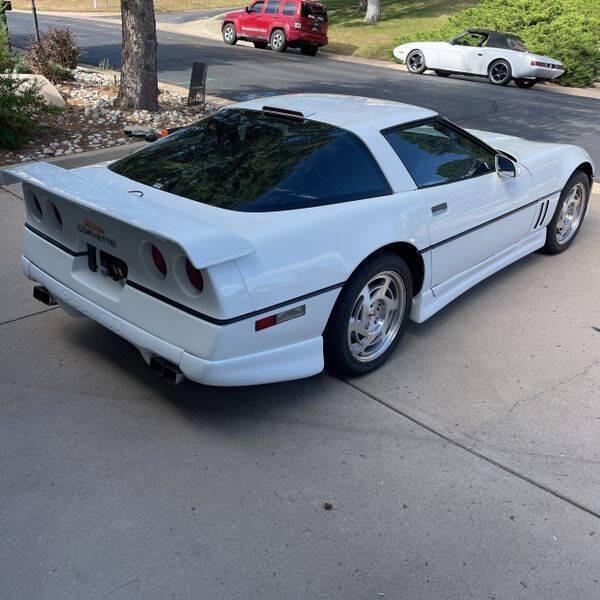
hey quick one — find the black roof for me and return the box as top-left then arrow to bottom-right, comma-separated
458,29 -> 525,50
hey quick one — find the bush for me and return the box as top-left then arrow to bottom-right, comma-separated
0,22 -> 11,72
0,76 -> 48,150
393,0 -> 600,87
26,26 -> 80,82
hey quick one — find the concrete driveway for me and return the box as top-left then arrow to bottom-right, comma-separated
1,170 -> 599,598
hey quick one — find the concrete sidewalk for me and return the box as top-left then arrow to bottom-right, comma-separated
1,149 -> 600,598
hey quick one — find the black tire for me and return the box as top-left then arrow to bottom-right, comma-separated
515,78 -> 536,88
270,29 -> 287,52
222,23 -> 237,45
406,49 -> 426,74
542,170 -> 590,254
434,70 -> 451,77
488,59 -> 512,85
324,253 -> 413,377
301,45 -> 319,56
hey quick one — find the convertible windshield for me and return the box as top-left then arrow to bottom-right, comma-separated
109,109 -> 391,211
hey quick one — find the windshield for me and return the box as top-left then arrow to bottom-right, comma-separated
109,109 -> 391,212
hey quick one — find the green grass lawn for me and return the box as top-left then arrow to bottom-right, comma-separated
326,0 -> 479,59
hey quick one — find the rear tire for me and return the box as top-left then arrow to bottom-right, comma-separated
253,41 -> 269,49
222,23 -> 237,45
542,170 -> 590,254
488,59 -> 512,85
406,49 -> 426,74
434,70 -> 451,77
324,253 -> 413,377
301,45 -> 319,56
515,78 -> 536,88
270,29 -> 287,52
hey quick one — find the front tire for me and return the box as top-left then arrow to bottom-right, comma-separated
542,171 -> 590,254
515,78 -> 536,88
488,59 -> 511,85
270,29 -> 287,52
324,253 -> 413,376
406,49 -> 426,74
222,23 -> 237,45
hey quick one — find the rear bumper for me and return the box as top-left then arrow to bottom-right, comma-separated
22,256 -> 325,386
286,31 -> 328,46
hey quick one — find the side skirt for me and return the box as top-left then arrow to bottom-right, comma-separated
410,228 -> 546,323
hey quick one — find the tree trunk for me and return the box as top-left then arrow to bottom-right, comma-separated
363,0 -> 381,22
118,0 -> 159,111
357,0 -> 367,14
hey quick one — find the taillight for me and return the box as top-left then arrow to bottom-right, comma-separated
151,244 -> 167,276
185,258 -> 204,292
52,204 -> 63,227
531,60 -> 547,67
255,305 -> 306,331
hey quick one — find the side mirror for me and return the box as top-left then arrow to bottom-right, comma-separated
495,154 -> 518,178
244,5 -> 250,12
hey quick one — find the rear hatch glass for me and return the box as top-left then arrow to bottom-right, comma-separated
301,2 -> 327,22
108,109 -> 390,212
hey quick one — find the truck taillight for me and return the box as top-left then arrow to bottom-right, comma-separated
151,244 -> 167,276
185,258 -> 204,292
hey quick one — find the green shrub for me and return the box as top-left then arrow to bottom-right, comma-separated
393,0 -> 600,87
0,76 -> 48,150
0,22 -> 10,72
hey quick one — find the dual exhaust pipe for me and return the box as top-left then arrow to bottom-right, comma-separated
33,285 -> 185,385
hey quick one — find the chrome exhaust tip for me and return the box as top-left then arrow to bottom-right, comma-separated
149,356 -> 185,385
33,285 -> 57,306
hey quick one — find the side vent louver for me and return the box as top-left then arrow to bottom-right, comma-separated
534,200 -> 550,229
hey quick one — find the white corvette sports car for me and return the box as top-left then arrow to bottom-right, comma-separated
3,94 -> 594,386
393,29 -> 565,88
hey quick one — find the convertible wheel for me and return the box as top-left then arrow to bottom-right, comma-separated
515,78 -> 536,88
324,253 -> 413,376
406,50 -> 426,74
488,59 -> 512,85
542,171 -> 590,254
253,41 -> 269,49
222,23 -> 237,45
270,29 -> 287,52
434,70 -> 451,77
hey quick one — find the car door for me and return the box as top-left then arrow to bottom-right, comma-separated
383,119 -> 536,288
444,31 -> 488,73
239,0 -> 266,38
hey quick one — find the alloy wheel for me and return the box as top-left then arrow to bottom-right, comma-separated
556,183 -> 586,245
347,271 -> 406,362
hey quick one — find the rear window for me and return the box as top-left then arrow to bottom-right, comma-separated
109,109 -> 391,212
301,2 -> 327,21
507,36 -> 528,52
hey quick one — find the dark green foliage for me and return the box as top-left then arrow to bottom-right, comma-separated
393,0 -> 600,87
0,76 -> 48,150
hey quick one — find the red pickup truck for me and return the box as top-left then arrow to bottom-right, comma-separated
222,0 -> 328,56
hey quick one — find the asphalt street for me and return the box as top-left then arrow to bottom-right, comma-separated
6,11 -> 600,175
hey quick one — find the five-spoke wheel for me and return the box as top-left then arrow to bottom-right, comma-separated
222,23 -> 237,45
406,50 -> 426,74
488,59 -> 511,85
325,253 -> 412,376
270,29 -> 287,52
543,170 -> 590,254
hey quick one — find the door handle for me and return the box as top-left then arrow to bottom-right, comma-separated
431,202 -> 448,215
477,53 -> 483,56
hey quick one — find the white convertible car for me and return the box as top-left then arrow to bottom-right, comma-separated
3,95 -> 593,386
393,29 -> 565,88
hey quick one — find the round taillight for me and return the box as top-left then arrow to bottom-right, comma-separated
185,258 -> 204,292
151,244 -> 167,276
32,195 -> 43,218
53,204 -> 63,227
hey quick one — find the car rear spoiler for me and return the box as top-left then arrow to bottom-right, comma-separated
1,162 -> 256,269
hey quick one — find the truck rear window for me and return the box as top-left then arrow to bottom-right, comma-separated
109,109 -> 391,212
